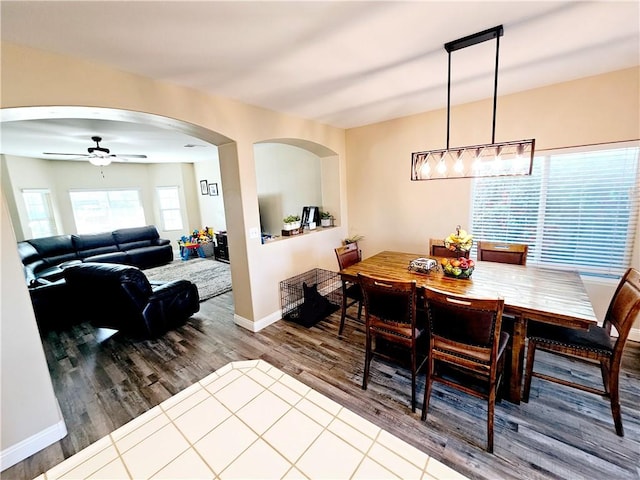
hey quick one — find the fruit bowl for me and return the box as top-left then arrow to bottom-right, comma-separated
440,257 -> 475,279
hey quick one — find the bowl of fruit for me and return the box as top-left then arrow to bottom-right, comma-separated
440,257 -> 475,279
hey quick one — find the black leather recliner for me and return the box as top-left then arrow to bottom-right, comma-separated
64,262 -> 200,338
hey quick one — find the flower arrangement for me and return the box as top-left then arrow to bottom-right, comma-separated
444,225 -> 473,253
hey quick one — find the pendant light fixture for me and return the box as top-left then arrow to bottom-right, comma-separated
411,25 -> 535,181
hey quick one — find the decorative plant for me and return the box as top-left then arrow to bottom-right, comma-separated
283,214 -> 301,224
344,234 -> 364,245
320,211 -> 332,219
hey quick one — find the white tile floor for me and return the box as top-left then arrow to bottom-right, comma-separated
35,360 -> 469,480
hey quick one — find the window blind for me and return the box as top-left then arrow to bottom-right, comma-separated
471,144 -> 639,277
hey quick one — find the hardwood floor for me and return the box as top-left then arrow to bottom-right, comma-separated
5,292 -> 640,480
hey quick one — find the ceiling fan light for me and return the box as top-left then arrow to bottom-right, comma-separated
89,156 -> 111,167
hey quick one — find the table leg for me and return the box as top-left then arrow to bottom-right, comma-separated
508,314 -> 527,404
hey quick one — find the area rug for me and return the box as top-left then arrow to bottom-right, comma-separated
144,258 -> 232,301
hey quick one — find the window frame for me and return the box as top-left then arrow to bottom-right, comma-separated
156,185 -> 183,231
21,188 -> 58,239
69,188 -> 146,234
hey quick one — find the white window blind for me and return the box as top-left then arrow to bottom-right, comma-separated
471,143 -> 639,277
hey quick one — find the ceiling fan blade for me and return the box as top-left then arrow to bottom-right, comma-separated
43,152 -> 89,156
115,154 -> 148,159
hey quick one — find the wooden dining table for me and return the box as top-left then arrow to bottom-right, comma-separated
339,250 -> 598,403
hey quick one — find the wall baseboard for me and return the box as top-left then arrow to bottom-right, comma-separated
234,310 -> 282,332
1,419 -> 67,472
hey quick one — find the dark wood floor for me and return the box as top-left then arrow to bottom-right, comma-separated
5,292 -> 640,480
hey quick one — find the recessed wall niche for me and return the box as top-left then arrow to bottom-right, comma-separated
254,140 -> 339,238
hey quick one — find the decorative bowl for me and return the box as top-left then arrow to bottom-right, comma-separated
443,265 -> 474,279
440,257 -> 475,279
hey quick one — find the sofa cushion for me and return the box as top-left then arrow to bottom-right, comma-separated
83,252 -> 129,264
72,232 -> 118,259
28,235 -> 77,266
126,246 -> 174,269
17,241 -> 41,265
113,226 -> 159,245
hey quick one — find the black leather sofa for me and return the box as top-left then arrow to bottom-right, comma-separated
18,225 -> 173,287
17,225 -> 174,329
64,263 -> 199,338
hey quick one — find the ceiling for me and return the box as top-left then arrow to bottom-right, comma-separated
1,1 -> 638,163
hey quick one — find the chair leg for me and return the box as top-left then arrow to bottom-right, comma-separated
410,343 -> 417,413
338,282 -> 348,336
357,300 -> 363,320
609,364 -> 624,436
522,339 -> 537,402
600,359 -> 611,395
487,385 -> 496,453
362,332 -> 372,390
421,357 -> 434,421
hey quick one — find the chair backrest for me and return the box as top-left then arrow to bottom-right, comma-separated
477,241 -> 528,265
429,238 -> 470,259
335,242 -> 361,270
424,287 -> 505,365
358,273 -> 417,328
603,268 -> 640,354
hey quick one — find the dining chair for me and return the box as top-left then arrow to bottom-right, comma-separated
421,287 -> 508,453
429,238 -> 470,259
335,242 -> 363,335
476,241 -> 528,395
476,241 -> 528,265
523,267 -> 640,436
359,273 -> 427,412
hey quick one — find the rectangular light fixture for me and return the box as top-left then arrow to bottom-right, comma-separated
411,139 -> 534,180
411,25 -> 535,181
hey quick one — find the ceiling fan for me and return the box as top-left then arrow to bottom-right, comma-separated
43,136 -> 147,166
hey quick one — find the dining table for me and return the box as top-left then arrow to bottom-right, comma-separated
339,250 -> 598,403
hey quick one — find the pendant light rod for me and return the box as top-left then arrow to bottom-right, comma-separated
443,25 -> 504,149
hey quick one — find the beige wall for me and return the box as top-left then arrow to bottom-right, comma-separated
1,193 -> 67,467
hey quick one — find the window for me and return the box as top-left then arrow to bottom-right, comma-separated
471,143 -> 639,277
69,189 -> 145,234
22,189 -> 57,238
157,186 -> 183,231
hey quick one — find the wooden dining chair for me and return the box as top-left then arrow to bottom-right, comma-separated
359,273 -> 427,412
429,238 -> 470,259
421,287 -> 508,453
476,241 -> 528,395
523,267 -> 640,436
476,241 -> 528,265
335,243 -> 363,335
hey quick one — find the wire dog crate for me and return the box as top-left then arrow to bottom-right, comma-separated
280,268 -> 342,323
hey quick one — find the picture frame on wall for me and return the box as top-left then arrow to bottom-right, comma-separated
209,183 -> 219,196
200,180 -> 208,195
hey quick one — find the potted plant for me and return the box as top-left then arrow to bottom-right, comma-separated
283,214 -> 301,231
343,234 -> 364,245
320,211 -> 333,227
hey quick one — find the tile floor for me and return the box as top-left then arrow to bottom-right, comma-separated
34,360 -> 468,479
